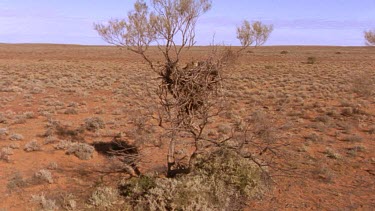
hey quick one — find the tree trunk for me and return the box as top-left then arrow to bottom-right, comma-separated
167,138 -> 176,177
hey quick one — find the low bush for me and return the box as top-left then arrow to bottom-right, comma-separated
31,193 -> 58,211
88,186 -> 120,208
54,140 -> 94,160
84,117 -> 105,132
0,128 -> 8,140
24,140 -> 42,152
352,72 -> 374,97
0,114 -> 6,123
7,173 -> 27,191
44,120 -> 85,141
34,169 -> 54,184
120,148 -> 267,210
0,147 -> 13,162
66,143 -> 95,160
0,128 -> 9,136
306,56 -> 317,64
9,133 -> 24,141
280,50 -> 288,54
8,143 -> 20,149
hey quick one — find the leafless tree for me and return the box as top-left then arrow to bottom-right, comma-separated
95,0 -> 273,177
364,29 -> 375,46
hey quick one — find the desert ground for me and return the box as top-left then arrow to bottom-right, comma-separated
0,44 -> 374,210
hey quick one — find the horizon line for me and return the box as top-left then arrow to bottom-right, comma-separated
0,42 -> 370,48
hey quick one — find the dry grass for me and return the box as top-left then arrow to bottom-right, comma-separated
0,44 -> 374,210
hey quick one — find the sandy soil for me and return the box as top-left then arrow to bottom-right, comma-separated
0,44 -> 374,210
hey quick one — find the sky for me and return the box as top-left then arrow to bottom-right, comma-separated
0,0 -> 374,46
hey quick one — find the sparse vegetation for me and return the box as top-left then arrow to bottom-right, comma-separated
0,29 -> 374,210
24,140 -> 42,152
352,72 -> 374,97
342,135 -> 363,142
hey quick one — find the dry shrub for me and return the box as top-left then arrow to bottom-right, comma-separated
60,193 -> 77,211
84,117 -> 105,132
34,169 -> 54,184
280,50 -> 288,54
47,162 -> 58,170
93,138 -> 140,176
44,136 -> 59,145
121,148 -> 267,210
7,173 -> 27,191
8,142 -> 20,149
0,128 -> 8,136
53,140 -> 72,150
66,143 -> 95,160
88,186 -> 120,208
31,193 -> 58,211
368,126 -> 375,134
12,115 -> 27,124
9,133 -> 24,141
304,133 -> 322,142
0,128 -> 8,140
342,135 -> 363,142
54,140 -> 94,160
352,72 -> 374,97
24,140 -> 42,152
0,113 -> 6,124
0,147 -> 13,162
44,120 -> 85,141
324,148 -> 341,159
64,108 -> 78,115
306,56 -> 317,64
23,111 -> 35,119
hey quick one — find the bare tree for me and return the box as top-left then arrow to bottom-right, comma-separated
95,0 -> 272,177
237,20 -> 273,49
364,29 -> 375,46
95,0 -> 211,70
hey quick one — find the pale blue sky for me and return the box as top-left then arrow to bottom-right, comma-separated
0,0 -> 374,46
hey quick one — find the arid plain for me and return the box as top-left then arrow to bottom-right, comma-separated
0,44 -> 374,210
